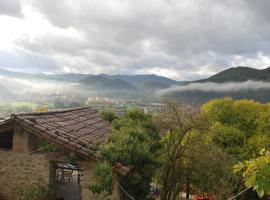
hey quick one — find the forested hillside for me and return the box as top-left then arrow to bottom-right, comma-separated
197,66 -> 270,82
162,67 -> 270,103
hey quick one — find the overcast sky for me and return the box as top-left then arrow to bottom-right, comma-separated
0,0 -> 270,80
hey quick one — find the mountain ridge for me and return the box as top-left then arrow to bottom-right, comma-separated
0,68 -> 178,85
80,75 -> 137,91
163,66 -> 270,103
2,66 -> 270,103
196,66 -> 270,83
0,68 -> 179,93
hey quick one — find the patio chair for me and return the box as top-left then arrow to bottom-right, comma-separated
56,167 -> 62,182
77,169 -> 83,184
59,168 -> 73,183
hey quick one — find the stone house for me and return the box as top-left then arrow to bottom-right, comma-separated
0,107 -> 129,200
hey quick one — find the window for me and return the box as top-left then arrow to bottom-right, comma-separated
0,130 -> 14,149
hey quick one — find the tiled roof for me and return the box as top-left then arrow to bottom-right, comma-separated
11,107 -> 112,156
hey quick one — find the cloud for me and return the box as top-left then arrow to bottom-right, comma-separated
157,81 -> 270,96
0,49 -> 58,73
0,0 -> 22,17
0,0 -> 270,79
0,75 -> 88,96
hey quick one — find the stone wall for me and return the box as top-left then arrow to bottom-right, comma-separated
12,126 -> 38,153
0,151 -> 53,200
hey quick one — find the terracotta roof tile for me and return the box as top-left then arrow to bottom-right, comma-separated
12,107 -> 112,156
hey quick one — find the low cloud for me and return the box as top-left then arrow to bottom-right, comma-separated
157,81 -> 270,96
0,76 -> 85,96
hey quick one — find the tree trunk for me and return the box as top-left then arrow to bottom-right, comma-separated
186,177 -> 190,200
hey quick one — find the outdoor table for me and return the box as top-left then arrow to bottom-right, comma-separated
56,163 -> 83,183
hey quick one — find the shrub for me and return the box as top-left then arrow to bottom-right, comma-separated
19,179 -> 55,200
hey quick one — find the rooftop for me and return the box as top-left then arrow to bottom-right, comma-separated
12,107 -> 112,156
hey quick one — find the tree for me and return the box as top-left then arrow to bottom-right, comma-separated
248,105 -> 270,156
97,109 -> 160,199
156,102 -> 231,200
157,102 -> 206,200
202,97 -> 234,125
202,98 -> 262,137
183,131 -> 234,199
203,98 -> 270,157
234,149 -> 270,198
209,122 -> 246,160
203,98 -> 270,198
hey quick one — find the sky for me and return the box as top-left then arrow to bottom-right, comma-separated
0,0 -> 270,80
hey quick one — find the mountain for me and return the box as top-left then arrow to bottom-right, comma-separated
162,66 -> 270,104
135,80 -> 171,90
0,69 -> 180,98
49,73 -> 90,82
80,75 -> 137,91
99,74 -> 178,85
164,89 -> 270,104
2,67 -> 270,103
197,66 -> 270,83
0,69 -> 178,84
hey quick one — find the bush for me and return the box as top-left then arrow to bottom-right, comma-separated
101,110 -> 117,122
89,161 -> 113,195
19,179 -> 55,200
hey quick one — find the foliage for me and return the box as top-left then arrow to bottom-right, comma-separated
202,97 -> 235,124
37,139 -> 59,152
234,149 -> 270,198
203,97 -> 270,197
157,102 -> 232,200
19,178 -> 55,200
101,110 -> 117,122
67,152 -> 81,164
203,97 -> 270,158
98,109 -> 160,199
38,139 -> 82,164
89,98 -> 270,199
89,161 -> 113,195
183,131 -> 234,198
209,122 -> 246,159
202,97 -> 263,135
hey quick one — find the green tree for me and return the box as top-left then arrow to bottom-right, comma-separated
97,109 -> 160,199
209,122 -> 246,159
202,97 -> 234,124
203,98 -> 270,158
203,97 -> 270,198
231,99 -> 262,137
203,98 -> 262,135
